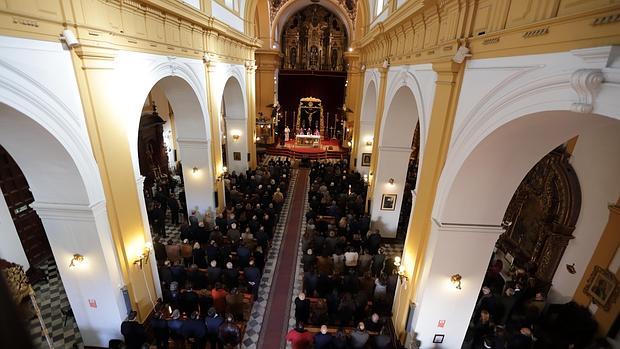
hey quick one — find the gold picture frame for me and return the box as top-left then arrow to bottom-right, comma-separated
584,265 -> 618,311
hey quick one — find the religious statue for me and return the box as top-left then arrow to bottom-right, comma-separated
284,126 -> 290,142
290,47 -> 297,69
313,128 -> 320,136
309,46 -> 319,70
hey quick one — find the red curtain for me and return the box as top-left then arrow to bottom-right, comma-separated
277,70 -> 346,137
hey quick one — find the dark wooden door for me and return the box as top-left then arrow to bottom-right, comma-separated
0,144 -> 52,267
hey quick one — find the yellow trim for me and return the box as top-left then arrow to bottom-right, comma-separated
392,60 -> 465,339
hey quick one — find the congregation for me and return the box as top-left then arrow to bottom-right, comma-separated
288,160 -> 397,349
121,158 -> 292,349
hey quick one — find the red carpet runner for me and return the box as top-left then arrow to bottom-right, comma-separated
257,169 -> 309,348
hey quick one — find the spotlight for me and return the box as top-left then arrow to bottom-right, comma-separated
61,29 -> 80,48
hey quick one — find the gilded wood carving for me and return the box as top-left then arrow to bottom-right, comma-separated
498,147 -> 581,285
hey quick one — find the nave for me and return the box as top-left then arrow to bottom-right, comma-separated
140,157 -> 405,349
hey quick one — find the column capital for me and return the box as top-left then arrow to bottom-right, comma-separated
74,44 -> 117,70
245,60 -> 257,73
432,60 -> 461,83
31,201 -> 106,221
203,52 -> 219,71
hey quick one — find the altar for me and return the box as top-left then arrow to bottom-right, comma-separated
295,134 -> 321,147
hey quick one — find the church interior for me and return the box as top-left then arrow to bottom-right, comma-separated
0,0 -> 619,348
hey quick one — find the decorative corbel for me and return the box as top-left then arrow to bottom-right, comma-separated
570,69 -> 604,113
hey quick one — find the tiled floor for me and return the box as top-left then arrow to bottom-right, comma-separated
29,259 -> 83,349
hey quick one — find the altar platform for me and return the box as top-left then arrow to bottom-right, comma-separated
265,139 -> 349,160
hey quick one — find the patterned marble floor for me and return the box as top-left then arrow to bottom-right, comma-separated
29,259 -> 83,349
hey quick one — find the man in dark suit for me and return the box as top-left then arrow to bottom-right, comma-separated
150,311 -> 169,349
244,260 -> 261,298
181,311 -> 207,349
120,311 -> 146,349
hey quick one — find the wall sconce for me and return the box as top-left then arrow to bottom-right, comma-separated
192,166 -> 199,174
388,178 -> 395,186
69,254 -> 87,269
347,141 -> 352,147
363,174 -> 368,183
394,256 -> 408,283
134,245 -> 151,270
216,166 -> 228,182
450,274 -> 462,290
232,134 -> 240,142
365,138 -> 373,146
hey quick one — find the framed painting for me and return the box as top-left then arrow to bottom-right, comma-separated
361,153 -> 371,167
233,152 -> 241,161
381,194 -> 397,211
584,265 -> 619,311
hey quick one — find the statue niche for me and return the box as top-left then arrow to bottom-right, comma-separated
496,146 -> 581,288
281,5 -> 347,72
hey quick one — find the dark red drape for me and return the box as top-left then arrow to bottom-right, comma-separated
277,70 -> 346,137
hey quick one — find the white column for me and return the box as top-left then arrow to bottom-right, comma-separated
135,176 -> 162,298
410,221 -> 503,349
0,188 -> 29,269
370,145 -> 412,237
177,138 -> 216,215
356,120 -> 375,175
225,117 -> 249,174
31,201 -> 127,347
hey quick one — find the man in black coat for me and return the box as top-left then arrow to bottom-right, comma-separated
244,260 -> 261,298
120,311 -> 146,349
150,311 -> 169,349
219,315 -> 241,347
181,311 -> 207,349
168,193 -> 180,226
294,292 -> 310,324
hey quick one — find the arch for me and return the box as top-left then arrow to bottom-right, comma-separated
438,111 -> 618,226
271,0 -> 354,47
378,70 -> 428,158
222,75 -> 247,120
370,81 -> 424,237
434,65 -> 620,226
114,52 -> 216,216
356,79 -> 377,174
0,52 -> 125,346
220,74 -> 249,174
361,80 -> 377,123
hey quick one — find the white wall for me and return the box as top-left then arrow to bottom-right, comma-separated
212,2 -> 244,32
412,223 -> 502,349
0,36 -> 126,346
0,189 -> 29,269
549,122 -> 620,303
182,0 -> 201,9
225,118 -> 249,174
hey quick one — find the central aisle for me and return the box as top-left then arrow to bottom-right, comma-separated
258,169 -> 309,348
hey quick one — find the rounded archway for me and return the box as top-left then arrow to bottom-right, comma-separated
370,85 -> 421,238
413,110 -> 620,349
0,104 -> 125,347
220,76 -> 249,175
356,80 -> 376,175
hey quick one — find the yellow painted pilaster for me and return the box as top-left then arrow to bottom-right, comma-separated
343,52 -> 363,171
245,60 -> 258,169
255,49 -> 281,118
204,57 -> 226,211
573,198 -> 620,336
366,66 -> 389,212
70,44 -> 158,321
392,60 -> 465,338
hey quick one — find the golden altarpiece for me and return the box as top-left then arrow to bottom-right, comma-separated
280,5 -> 347,71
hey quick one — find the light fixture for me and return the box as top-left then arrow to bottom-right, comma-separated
222,166 -> 228,173
255,136 -> 261,142
69,254 -> 87,269
192,166 -> 199,174
232,134 -> 240,142
347,141 -> 352,147
452,46 -> 472,64
394,256 -> 408,283
365,137 -> 373,146
450,274 -> 462,290
61,29 -> 80,48
388,178 -> 395,185
348,47 -> 353,52
134,245 -> 151,270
